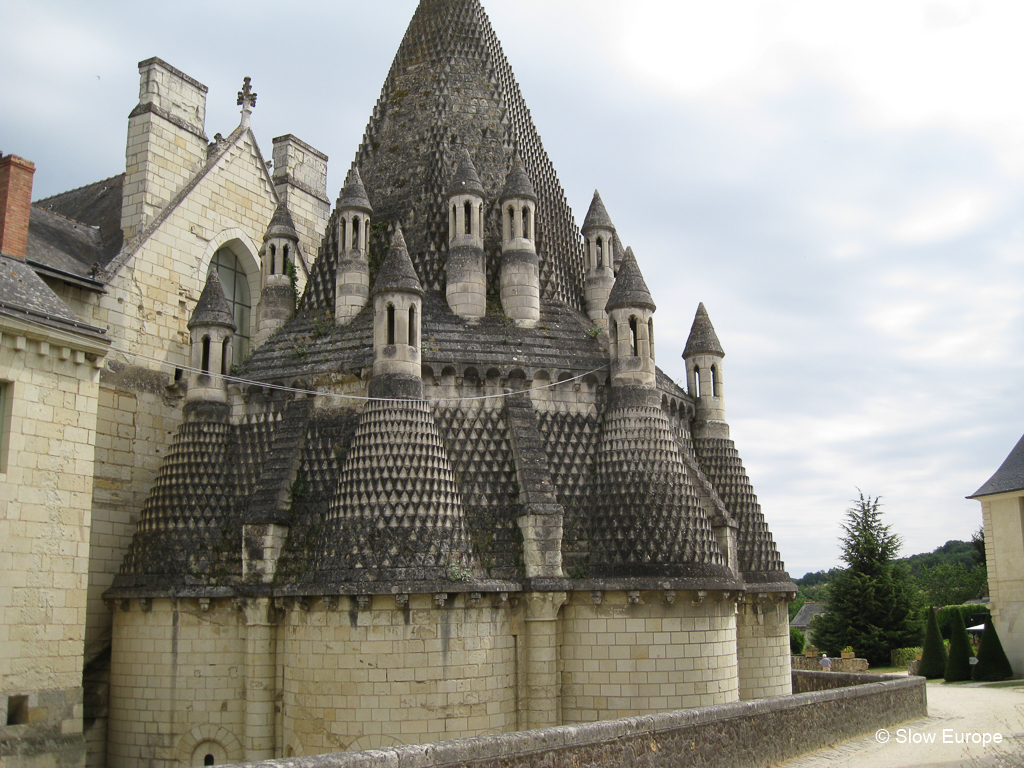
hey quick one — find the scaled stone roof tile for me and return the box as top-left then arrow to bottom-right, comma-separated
447,148 -> 485,197
582,190 -> 614,233
370,227 -> 424,297
499,159 -> 537,202
189,270 -> 237,330
338,166 -> 372,212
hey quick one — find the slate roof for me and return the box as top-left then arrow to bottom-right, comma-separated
28,174 -> 124,280
0,253 -> 107,340
970,432 -> 1024,498
791,601 -> 825,627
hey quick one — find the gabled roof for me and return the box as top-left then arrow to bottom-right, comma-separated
28,174 -> 125,282
683,302 -> 725,358
0,253 -> 107,341
970,432 -> 1024,498
606,247 -> 655,312
791,601 -> 825,627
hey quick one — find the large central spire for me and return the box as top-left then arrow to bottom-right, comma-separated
350,0 -> 584,310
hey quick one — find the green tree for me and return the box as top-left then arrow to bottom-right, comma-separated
973,618 -> 1013,681
913,563 -> 987,607
944,609 -> 972,682
790,626 -> 805,655
918,607 -> 946,679
810,492 -> 920,666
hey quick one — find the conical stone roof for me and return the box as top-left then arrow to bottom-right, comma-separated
338,166 -> 372,213
189,270 -> 237,330
683,302 -> 725,358
265,202 -> 299,242
582,190 -> 614,233
447,148 -> 485,197
303,0 -> 584,311
499,159 -> 537,202
371,227 -> 424,297
606,247 -> 656,312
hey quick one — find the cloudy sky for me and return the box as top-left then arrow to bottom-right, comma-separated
3,0 -> 1022,578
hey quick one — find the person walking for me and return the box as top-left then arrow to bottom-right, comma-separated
820,653 -> 832,671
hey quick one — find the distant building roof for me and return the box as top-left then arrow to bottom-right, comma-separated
969,432 -> 1024,498
791,601 -> 826,627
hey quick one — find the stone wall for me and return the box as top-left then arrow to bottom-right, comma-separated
0,325 -> 107,768
225,672 -> 926,768
736,598 -> 792,699
560,590 -> 739,722
978,492 -> 1024,676
791,655 -> 870,673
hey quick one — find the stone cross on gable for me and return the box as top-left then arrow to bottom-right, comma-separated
237,77 -> 257,110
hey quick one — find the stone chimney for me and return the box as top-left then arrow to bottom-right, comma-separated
0,154 -> 36,259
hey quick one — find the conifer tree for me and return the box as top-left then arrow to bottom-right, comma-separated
973,618 -> 1013,681
812,492 -> 919,665
943,608 -> 972,682
918,607 -> 946,679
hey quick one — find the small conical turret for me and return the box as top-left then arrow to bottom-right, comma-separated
683,303 -> 727,434
255,203 -> 298,345
498,159 -> 540,326
187,270 -> 236,403
445,150 -> 486,319
605,248 -> 656,388
335,166 -> 374,324
582,190 -> 616,329
370,227 -> 424,398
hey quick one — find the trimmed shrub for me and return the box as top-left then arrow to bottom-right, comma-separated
790,626 -> 805,655
891,646 -> 922,668
918,607 -> 947,679
973,618 -> 1013,681
944,609 -> 973,682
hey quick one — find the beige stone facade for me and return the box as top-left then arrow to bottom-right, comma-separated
974,490 -> 1024,675
0,267 -> 109,767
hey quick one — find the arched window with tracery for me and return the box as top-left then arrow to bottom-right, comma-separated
209,247 -> 252,367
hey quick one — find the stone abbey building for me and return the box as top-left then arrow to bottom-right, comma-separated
1,1 -> 795,767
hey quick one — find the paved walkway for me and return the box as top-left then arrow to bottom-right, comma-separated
776,677 -> 1024,768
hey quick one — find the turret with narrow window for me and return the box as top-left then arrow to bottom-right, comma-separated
255,203 -> 298,345
582,190 -> 616,331
683,302 -> 727,437
187,270 -> 236,403
445,149 -> 487,318
334,166 -> 374,324
370,226 -> 424,399
498,160 -> 540,326
605,247 -> 656,389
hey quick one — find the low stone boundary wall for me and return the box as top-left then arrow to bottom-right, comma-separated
236,672 -> 926,768
792,655 -> 870,673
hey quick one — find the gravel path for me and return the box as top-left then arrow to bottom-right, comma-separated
776,678 -> 1024,768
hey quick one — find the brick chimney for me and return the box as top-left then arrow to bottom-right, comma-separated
0,154 -> 36,259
